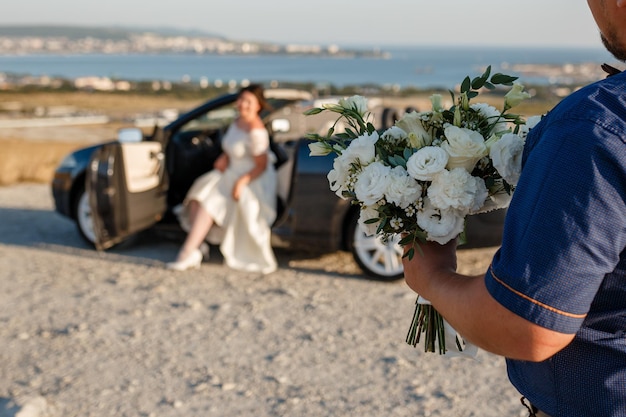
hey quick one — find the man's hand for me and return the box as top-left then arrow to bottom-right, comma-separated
402,238 -> 575,361
402,239 -> 458,298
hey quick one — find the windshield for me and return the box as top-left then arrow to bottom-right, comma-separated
179,104 -> 238,133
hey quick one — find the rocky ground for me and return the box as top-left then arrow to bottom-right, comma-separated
0,183 -> 527,417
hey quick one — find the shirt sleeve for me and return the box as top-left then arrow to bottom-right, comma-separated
249,128 -> 270,156
485,117 -> 626,334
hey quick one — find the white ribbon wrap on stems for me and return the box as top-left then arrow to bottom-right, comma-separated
417,296 -> 479,359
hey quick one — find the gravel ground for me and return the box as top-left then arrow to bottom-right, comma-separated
0,183 -> 525,417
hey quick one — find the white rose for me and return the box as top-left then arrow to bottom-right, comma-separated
395,111 -> 433,148
327,152 -> 353,198
342,131 -> 379,166
417,198 -> 466,245
358,204 -> 381,236
470,102 -> 508,135
385,166 -> 423,208
441,125 -> 487,172
428,167 -> 489,213
406,146 -> 449,181
490,132 -> 524,186
327,169 -> 347,199
339,95 -> 368,116
354,161 -> 392,206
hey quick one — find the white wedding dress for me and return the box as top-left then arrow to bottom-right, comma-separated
176,123 -> 278,274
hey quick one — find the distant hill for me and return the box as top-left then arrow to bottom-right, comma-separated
0,24 -> 225,40
0,24 -> 382,58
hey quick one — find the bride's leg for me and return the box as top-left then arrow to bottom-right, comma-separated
177,200 -> 214,261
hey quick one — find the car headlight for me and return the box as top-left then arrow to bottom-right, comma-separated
58,153 -> 78,169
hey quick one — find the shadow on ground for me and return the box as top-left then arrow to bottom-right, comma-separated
0,206 -> 372,280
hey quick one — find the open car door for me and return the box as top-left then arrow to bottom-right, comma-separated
87,141 -> 167,250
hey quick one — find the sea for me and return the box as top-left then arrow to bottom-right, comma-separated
0,46 -> 617,89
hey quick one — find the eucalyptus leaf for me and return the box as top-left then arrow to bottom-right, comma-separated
461,76 -> 471,93
376,217 -> 388,234
403,247 -> 415,260
399,234 -> 415,246
442,109 -> 455,122
490,73 -> 519,85
480,65 -> 492,80
389,155 -> 407,168
471,76 -> 485,90
378,147 -> 390,162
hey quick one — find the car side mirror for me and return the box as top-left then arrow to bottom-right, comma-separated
118,128 -> 143,143
271,118 -> 290,133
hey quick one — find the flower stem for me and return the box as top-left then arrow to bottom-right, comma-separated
405,297 -> 448,354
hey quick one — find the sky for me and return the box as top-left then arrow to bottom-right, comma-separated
3,0 -> 604,49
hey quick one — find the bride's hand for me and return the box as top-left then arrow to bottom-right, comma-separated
232,175 -> 250,201
213,154 -> 228,172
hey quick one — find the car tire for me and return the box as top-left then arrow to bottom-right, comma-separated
346,211 -> 404,281
380,107 -> 400,130
73,183 -> 97,246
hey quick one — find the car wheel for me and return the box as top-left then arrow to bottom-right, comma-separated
380,107 -> 400,130
74,184 -> 97,246
347,212 -> 404,281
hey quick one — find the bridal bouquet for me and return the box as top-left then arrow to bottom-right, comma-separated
305,66 -> 539,355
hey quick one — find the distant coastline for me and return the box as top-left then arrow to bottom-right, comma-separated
0,24 -> 387,58
0,27 -> 619,93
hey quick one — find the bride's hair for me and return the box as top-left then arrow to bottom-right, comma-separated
239,83 -> 270,114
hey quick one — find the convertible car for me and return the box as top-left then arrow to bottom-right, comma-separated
51,88 -> 505,280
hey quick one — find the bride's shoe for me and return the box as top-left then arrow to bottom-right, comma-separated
166,249 -> 203,271
199,242 -> 210,259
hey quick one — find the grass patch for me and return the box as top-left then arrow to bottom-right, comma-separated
0,139 -> 89,186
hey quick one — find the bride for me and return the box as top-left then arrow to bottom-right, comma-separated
167,83 -> 278,274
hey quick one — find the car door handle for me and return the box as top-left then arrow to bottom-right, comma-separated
150,151 -> 164,161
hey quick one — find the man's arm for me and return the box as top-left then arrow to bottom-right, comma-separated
402,240 -> 575,361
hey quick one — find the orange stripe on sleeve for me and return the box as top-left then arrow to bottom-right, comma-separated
489,266 -> 588,319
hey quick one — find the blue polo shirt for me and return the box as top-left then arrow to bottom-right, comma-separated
485,71 -> 626,417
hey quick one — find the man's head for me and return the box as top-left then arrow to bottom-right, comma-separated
587,0 -> 626,61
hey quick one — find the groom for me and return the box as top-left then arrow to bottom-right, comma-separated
402,1 -> 626,416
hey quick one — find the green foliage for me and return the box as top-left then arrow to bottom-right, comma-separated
457,65 -> 519,102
